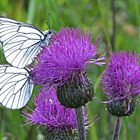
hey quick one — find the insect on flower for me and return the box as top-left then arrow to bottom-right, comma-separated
0,17 -> 52,109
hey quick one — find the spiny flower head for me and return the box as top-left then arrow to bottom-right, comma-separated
101,51 -> 140,116
102,51 -> 140,99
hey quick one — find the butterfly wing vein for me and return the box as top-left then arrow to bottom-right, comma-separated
0,17 -> 45,68
0,65 -> 34,109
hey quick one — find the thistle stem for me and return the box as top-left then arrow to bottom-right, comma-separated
112,117 -> 122,140
75,107 -> 86,140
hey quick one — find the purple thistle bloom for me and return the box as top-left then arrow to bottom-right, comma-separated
30,28 -> 105,108
31,28 -> 104,86
23,88 -> 77,131
101,51 -> 140,100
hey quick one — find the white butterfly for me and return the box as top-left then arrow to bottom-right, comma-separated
0,17 -> 52,109
0,17 -> 52,68
0,65 -> 34,109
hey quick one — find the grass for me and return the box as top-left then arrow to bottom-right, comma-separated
0,0 -> 140,139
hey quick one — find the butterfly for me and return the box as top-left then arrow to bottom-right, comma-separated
0,17 -> 52,109
0,17 -> 52,68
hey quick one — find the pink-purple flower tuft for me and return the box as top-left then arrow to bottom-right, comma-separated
31,28 -> 104,86
23,88 -> 77,131
102,51 -> 140,99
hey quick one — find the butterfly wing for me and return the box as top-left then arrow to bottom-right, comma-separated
0,65 -> 34,109
0,17 -> 46,68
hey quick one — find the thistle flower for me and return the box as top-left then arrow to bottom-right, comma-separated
23,88 -> 77,139
31,28 -> 105,108
101,51 -> 140,117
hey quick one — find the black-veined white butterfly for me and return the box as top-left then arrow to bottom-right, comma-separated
0,65 -> 34,109
0,17 -> 52,68
0,17 -> 52,109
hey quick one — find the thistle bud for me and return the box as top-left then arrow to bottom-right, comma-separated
107,98 -> 135,117
57,74 -> 94,108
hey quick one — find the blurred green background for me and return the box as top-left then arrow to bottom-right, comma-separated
0,0 -> 140,140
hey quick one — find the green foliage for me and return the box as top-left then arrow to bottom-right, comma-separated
0,0 -> 140,139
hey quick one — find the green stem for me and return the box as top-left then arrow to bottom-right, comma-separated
112,117 -> 122,140
75,107 -> 86,140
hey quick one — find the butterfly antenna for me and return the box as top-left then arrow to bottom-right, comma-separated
46,13 -> 51,31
